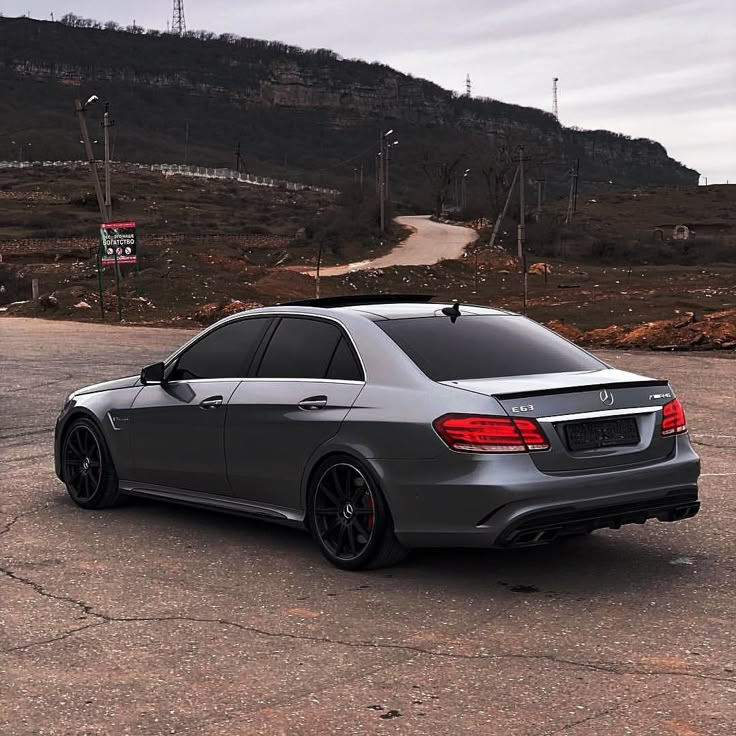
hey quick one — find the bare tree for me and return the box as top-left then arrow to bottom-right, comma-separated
421,151 -> 465,217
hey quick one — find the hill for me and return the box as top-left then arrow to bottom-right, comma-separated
0,16 -> 698,212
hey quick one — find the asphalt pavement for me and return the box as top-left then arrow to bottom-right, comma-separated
1,317 -> 734,735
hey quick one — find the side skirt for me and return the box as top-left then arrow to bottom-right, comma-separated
119,481 -> 306,528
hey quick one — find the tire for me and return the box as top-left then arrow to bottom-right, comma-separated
61,417 -> 125,509
307,455 -> 407,570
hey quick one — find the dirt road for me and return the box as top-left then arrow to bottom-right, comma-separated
309,215 -> 478,276
2,317 -> 735,735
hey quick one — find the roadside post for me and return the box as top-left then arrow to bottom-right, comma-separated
135,245 -> 141,296
474,248 -> 479,292
100,221 -> 137,322
96,248 -> 105,320
315,240 -> 323,299
113,247 -> 122,322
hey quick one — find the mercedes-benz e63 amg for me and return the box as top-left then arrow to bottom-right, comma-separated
55,295 -> 700,569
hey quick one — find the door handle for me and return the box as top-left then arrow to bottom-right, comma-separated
298,395 -> 328,411
199,395 -> 223,410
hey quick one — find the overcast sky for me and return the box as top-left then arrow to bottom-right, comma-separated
6,0 -> 735,182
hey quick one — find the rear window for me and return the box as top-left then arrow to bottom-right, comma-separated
378,315 -> 603,381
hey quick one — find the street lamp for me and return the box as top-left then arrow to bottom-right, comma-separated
385,139 -> 399,200
461,168 -> 470,212
74,94 -> 107,222
11,140 -> 31,163
79,139 -> 99,159
379,129 -> 398,232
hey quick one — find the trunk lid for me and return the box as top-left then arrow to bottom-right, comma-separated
443,369 -> 677,472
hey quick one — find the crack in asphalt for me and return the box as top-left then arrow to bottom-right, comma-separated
3,453 -> 54,466
0,565 -> 102,620
1,567 -> 733,686
0,428 -> 54,441
544,690 -> 668,735
0,505 -> 49,538
692,439 -> 736,450
2,623 -> 106,654
4,373 -> 75,394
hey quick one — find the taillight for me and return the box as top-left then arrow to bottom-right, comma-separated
661,398 -> 687,436
433,414 -> 550,453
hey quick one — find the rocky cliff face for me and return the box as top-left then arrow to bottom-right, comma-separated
0,17 -> 698,191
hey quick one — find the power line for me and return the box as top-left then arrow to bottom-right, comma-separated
313,141 -> 378,174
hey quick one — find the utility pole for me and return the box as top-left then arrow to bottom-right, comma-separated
386,145 -> 391,202
535,179 -> 543,222
102,102 -> 114,222
488,164 -> 519,248
564,158 -> 579,224
461,169 -> 470,213
74,97 -> 106,222
235,141 -> 241,173
184,122 -> 189,166
379,152 -> 385,233
518,145 -> 528,316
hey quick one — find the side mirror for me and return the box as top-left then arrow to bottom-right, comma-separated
141,361 -> 165,385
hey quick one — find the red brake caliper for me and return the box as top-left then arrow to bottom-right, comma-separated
366,492 -> 375,531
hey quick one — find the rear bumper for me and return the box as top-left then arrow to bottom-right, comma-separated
496,489 -> 699,547
370,434 -> 700,549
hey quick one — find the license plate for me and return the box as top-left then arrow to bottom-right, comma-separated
565,417 -> 640,451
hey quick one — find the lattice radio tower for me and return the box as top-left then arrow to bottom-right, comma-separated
552,77 -> 559,120
172,0 -> 186,35
466,73 -> 472,97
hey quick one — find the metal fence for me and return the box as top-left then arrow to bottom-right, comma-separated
0,160 -> 339,195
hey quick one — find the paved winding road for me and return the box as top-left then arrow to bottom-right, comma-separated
310,215 -> 478,276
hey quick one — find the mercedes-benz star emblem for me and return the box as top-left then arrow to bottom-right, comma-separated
599,388 -> 614,406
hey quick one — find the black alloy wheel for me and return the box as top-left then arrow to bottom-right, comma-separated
309,457 -> 406,570
314,463 -> 376,560
62,418 -> 124,509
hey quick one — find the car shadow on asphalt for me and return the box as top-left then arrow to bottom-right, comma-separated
93,494 -> 695,598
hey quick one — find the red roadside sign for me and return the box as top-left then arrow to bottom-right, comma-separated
100,221 -> 137,264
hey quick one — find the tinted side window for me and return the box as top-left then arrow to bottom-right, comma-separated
378,315 -> 604,381
326,337 -> 363,381
257,318 -> 343,379
169,318 -> 271,380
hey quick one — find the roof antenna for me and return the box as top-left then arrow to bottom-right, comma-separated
441,300 -> 461,322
